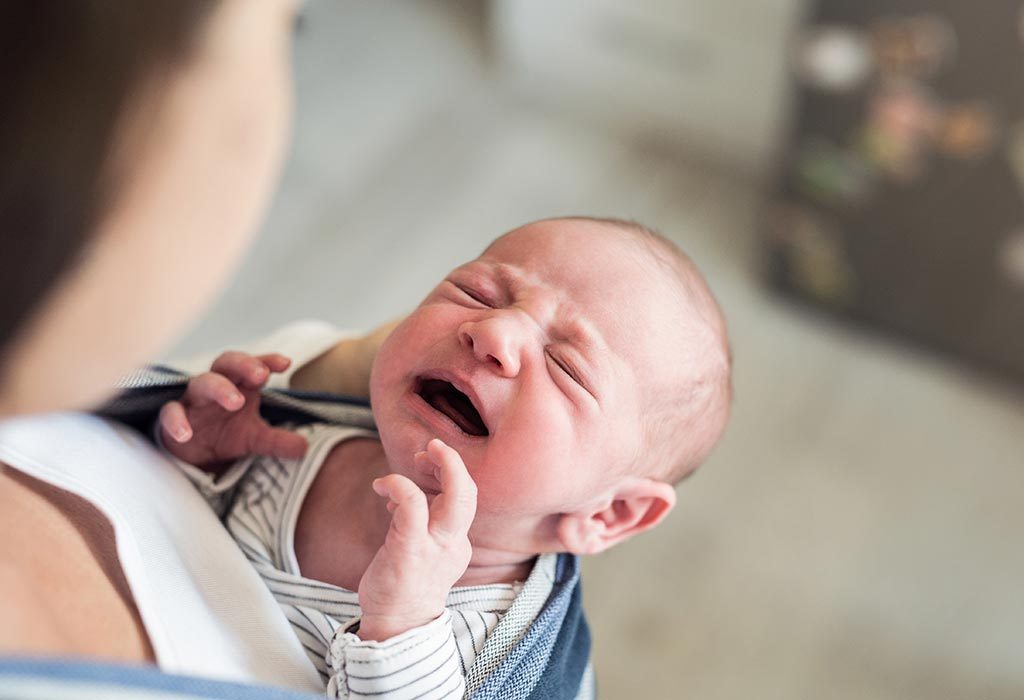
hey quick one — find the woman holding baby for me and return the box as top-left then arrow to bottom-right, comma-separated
0,0 -> 341,694
0,2 -> 602,699
1,3 -> 731,698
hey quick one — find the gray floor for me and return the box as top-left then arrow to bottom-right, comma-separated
174,3 -> 1024,698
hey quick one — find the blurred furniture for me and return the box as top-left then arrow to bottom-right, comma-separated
490,0 -> 806,177
765,1 -> 1024,384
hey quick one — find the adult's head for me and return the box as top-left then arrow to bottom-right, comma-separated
0,0 -> 302,416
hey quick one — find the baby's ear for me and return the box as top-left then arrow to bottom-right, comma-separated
556,478 -> 676,555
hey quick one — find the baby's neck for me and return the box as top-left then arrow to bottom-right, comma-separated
459,548 -> 537,586
295,435 -> 540,591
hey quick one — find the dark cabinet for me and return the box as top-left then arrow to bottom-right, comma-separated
766,1 -> 1024,383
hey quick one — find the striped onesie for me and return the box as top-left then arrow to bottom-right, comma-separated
174,422 -> 559,699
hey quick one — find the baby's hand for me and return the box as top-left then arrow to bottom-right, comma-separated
357,439 -> 477,641
159,351 -> 307,470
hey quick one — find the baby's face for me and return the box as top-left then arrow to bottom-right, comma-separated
370,220 -> 682,531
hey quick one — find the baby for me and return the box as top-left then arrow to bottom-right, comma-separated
158,217 -> 732,699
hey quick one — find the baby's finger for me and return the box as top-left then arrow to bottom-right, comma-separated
372,474 -> 429,536
413,450 -> 438,477
159,401 -> 192,443
254,353 -> 292,374
211,351 -> 272,389
251,426 -> 308,460
426,439 -> 477,537
186,372 -> 245,411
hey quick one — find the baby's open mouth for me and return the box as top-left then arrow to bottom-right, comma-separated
416,378 -> 489,437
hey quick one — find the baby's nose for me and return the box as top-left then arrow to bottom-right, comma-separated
459,319 -> 521,377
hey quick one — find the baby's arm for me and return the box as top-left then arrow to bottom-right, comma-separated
159,351 -> 307,471
325,439 -> 477,699
289,319 -> 400,397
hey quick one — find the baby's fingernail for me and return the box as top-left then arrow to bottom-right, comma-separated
175,428 -> 190,442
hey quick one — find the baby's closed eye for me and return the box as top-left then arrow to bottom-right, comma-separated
450,280 -> 496,308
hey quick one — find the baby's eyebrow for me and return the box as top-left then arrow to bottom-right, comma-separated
461,261 -> 530,301
481,261 -> 521,290
459,259 -> 504,279
554,312 -> 594,346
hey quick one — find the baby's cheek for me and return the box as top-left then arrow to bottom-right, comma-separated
469,459 -> 560,516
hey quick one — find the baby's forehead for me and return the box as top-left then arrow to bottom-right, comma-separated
472,230 -> 693,379
477,224 -> 670,299
482,219 -> 647,265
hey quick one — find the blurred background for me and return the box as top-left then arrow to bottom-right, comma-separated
172,2 -> 1024,698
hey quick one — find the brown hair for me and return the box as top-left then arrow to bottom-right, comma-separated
0,1 -> 217,354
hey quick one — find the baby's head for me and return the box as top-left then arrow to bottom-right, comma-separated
371,217 -> 731,555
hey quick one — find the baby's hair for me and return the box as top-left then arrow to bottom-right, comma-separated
633,222 -> 732,484
544,216 -> 734,485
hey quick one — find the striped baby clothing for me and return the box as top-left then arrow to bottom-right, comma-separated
173,422 -> 557,699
